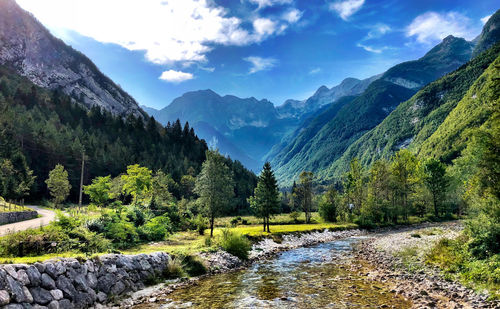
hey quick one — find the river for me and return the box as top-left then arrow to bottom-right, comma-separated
134,237 -> 412,308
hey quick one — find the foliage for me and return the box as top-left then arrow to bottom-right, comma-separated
289,211 -> 300,223
182,255 -> 207,277
218,229 -> 252,260
84,175 -> 113,206
249,162 -> 281,232
297,171 -> 314,223
45,164 -> 71,208
318,186 -> 340,222
193,214 -> 208,235
424,159 -> 449,217
138,216 -> 172,241
121,164 -> 152,205
194,149 -> 234,237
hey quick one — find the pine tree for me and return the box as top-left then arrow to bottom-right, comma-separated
249,162 -> 280,232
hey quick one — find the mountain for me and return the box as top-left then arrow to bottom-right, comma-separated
326,42 -> 500,179
0,0 -> 144,118
270,35 -> 476,186
276,75 -> 380,119
472,9 -> 500,58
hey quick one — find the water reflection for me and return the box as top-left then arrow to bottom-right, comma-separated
135,238 -> 411,309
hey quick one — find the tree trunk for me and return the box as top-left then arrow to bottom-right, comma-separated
266,216 -> 270,233
263,219 -> 266,232
210,216 -> 215,238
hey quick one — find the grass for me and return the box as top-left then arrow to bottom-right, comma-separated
0,201 -> 32,213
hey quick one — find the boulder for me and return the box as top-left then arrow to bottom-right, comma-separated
0,289 -> 11,305
55,276 -> 77,301
49,289 -> 63,301
47,300 -> 59,309
40,274 -> 56,290
26,267 -> 41,287
73,274 -> 89,292
29,287 -> 52,305
22,286 -> 33,303
17,270 -> 30,286
6,275 -> 28,303
96,274 -> 116,294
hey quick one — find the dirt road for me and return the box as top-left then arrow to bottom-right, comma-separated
0,206 -> 57,236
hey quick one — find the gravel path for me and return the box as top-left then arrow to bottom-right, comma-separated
0,206 -> 57,236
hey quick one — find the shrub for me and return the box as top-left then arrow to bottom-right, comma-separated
138,216 -> 171,241
164,256 -> 185,279
104,220 -> 139,249
67,227 -> 111,254
204,236 -> 212,247
219,229 -> 251,260
0,226 -> 69,257
230,218 -> 239,227
193,214 -> 208,235
241,219 -> 249,225
289,211 -> 300,223
182,255 -> 207,277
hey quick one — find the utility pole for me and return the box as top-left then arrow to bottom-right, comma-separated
78,150 -> 85,211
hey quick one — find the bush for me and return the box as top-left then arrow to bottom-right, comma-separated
319,200 -> 337,222
164,256 -> 185,279
67,227 -> 111,254
104,220 -> 139,249
182,255 -> 207,277
0,226 -> 70,257
219,229 -> 252,260
193,214 -> 208,235
230,218 -> 239,227
138,216 -> 171,241
289,211 -> 300,223
241,219 -> 249,225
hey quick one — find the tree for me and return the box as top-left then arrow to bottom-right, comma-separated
319,186 -> 339,222
45,164 -> 71,208
343,158 -> 364,215
390,150 -> 422,221
298,171 -> 314,223
150,170 -> 174,210
194,150 -> 234,237
424,159 -> 449,217
121,164 -> 152,205
84,175 -> 113,207
366,159 -> 392,223
249,162 -> 281,232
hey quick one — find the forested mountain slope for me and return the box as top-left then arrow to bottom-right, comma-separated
270,35 -> 475,186
0,65 -> 257,203
327,43 -> 500,179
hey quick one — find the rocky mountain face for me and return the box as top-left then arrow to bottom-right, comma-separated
472,9 -> 500,58
276,75 -> 380,119
269,35 -> 476,186
0,0 -> 144,118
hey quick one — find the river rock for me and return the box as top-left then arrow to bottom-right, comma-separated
49,289 -> 63,301
0,289 -> 10,305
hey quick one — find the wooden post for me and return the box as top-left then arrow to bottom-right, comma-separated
78,150 -> 85,211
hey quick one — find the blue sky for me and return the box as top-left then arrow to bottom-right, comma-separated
16,0 -> 498,109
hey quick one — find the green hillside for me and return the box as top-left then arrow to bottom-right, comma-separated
326,43 -> 500,179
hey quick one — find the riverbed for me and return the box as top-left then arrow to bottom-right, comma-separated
133,237 -> 411,309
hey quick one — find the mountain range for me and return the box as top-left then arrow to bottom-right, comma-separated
1,0 -> 498,189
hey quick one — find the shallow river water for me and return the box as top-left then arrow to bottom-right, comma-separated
135,237 -> 411,308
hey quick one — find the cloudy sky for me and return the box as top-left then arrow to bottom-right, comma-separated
16,0 -> 497,109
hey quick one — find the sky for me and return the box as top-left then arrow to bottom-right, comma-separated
16,0 -> 498,109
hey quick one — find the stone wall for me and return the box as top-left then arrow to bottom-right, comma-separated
0,252 -> 170,308
0,211 -> 38,225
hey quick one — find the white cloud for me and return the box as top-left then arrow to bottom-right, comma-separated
406,11 -> 478,44
481,14 -> 492,24
282,9 -> 303,24
357,43 -> 387,53
309,68 -> 321,74
159,70 -> 194,83
329,0 -> 365,20
248,0 -> 293,10
15,0 -> 291,66
253,18 -> 278,39
244,56 -> 277,74
366,24 -> 391,39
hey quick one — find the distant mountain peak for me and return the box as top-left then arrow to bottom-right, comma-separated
472,9 -> 500,57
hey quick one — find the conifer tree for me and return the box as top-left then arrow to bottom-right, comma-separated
249,162 -> 281,232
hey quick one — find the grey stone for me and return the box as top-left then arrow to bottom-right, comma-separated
110,281 -> 126,295
47,300 -> 59,309
31,305 -> 48,309
26,266 -> 41,287
73,292 -> 93,309
29,287 -> 53,305
49,289 -> 63,301
40,274 -> 56,290
4,265 -> 18,280
55,276 -> 77,301
6,275 -> 27,302
84,261 -> 95,273
86,273 -> 97,289
73,274 -> 89,292
0,289 -> 10,305
4,304 -> 23,309
17,270 -> 30,286
22,286 -> 33,303
58,299 -> 72,309
96,274 -> 116,294
0,269 -> 7,290
96,292 -> 107,303
44,264 -> 57,279
34,263 -> 45,274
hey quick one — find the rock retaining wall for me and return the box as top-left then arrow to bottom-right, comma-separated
0,252 -> 170,309
0,211 -> 38,225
